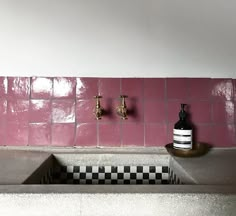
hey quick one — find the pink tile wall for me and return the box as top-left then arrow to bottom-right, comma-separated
0,77 -> 235,147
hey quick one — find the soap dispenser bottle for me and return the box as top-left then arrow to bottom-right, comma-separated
173,104 -> 192,150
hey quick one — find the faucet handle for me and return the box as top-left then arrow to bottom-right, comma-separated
117,95 -> 128,120
93,95 -> 103,120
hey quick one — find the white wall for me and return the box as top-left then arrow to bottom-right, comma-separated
0,0 -> 235,78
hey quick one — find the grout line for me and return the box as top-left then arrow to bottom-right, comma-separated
142,78 -> 145,147
120,78 -> 123,147
73,78 -> 77,147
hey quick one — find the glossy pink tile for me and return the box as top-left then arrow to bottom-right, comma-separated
29,100 -> 51,123
76,100 -> 95,123
212,101 -> 234,124
167,124 -> 174,144
51,123 -> 75,146
188,78 -> 211,100
99,98 -> 120,122
212,125 -> 236,147
144,100 -> 166,123
194,124 -> 213,145
7,77 -> 30,99
121,78 -> 143,98
122,123 -> 144,146
144,78 -> 165,100
166,78 -> 188,100
98,123 -> 121,147
211,79 -> 233,101
0,99 -> 7,122
7,100 -> 29,123
124,98 -> 143,122
29,123 -> 51,146
233,79 -> 236,101
189,101 -> 212,124
52,99 -> 75,123
31,77 -> 52,99
145,123 -> 167,147
5,123 -> 28,146
76,78 -> 98,99
0,77 -> 7,97
53,77 -> 76,99
0,123 -> 5,145
75,123 -> 97,147
99,78 -> 120,98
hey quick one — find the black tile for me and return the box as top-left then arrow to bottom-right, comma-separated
143,173 -> 149,179
130,173 -> 136,179
80,173 -> 86,179
98,179 -> 105,184
61,166 -> 67,172
86,166 -> 92,173
86,179 -> 92,184
161,180 -> 169,184
111,166 -> 118,173
111,180 -> 118,184
162,166 -> 169,173
67,173 -> 73,179
73,180 -> 80,184
124,180 -> 130,184
156,173 -> 162,179
124,166 -> 130,173
149,180 -> 155,184
105,173 -> 111,179
92,173 -> 99,179
136,180 -> 143,184
99,166 -> 105,173
73,166 -> 80,173
149,166 -> 155,173
137,166 -> 143,173
117,173 -> 124,179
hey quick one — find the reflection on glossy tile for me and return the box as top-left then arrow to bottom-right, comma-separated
122,123 -> 144,146
51,123 -> 75,146
76,78 -> 98,99
7,77 -> 30,99
53,77 -> 76,98
29,123 -> 51,146
144,101 -> 166,123
29,100 -> 51,123
75,123 -> 97,146
7,100 -> 29,123
211,79 -> 233,101
98,123 -> 121,147
6,123 -> 28,146
31,77 -> 52,99
212,101 -> 234,124
76,100 -> 95,123
0,77 -> 7,97
145,124 -> 167,146
0,99 -> 7,122
144,78 -> 165,100
52,100 -> 75,123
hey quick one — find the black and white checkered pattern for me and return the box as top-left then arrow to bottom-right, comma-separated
169,168 -> 182,184
52,165 -> 170,184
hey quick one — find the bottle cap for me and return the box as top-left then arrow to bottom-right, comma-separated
179,104 -> 187,119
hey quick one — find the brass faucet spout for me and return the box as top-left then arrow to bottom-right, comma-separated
117,95 -> 128,120
93,96 -> 103,120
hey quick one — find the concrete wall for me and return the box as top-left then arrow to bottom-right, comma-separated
0,0 -> 236,78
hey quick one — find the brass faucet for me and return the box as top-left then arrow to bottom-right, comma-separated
93,96 -> 103,120
116,95 -> 128,120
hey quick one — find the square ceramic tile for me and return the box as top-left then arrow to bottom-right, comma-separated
53,77 -> 76,99
212,125 -> 235,147
5,123 -> 28,146
31,77 -> 53,99
76,100 -> 95,123
210,79 -> 233,101
75,123 -> 97,147
99,98 -> 120,122
145,123 -> 167,147
212,101 -> 234,124
51,123 -> 75,146
98,123 -> 121,147
166,78 -> 188,100
29,123 -> 51,146
188,101 -> 212,124
29,100 -> 51,123
52,99 -> 75,123
123,98 -> 144,122
233,79 -> 236,101
122,123 -> 144,146
0,77 -> 7,97
144,100 -> 166,123
194,124 -> 213,145
7,77 -> 30,99
0,99 -> 7,122
7,100 -> 29,123
76,78 -> 98,99
188,78 -> 211,100
144,78 -> 165,100
121,78 -> 143,98
0,123 -> 5,145
98,78 -> 120,98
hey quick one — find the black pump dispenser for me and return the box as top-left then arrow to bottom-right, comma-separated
173,104 -> 192,150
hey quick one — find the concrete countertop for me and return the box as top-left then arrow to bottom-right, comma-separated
0,150 -> 51,184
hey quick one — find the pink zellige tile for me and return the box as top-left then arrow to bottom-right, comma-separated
29,123 -> 51,146
6,123 -> 28,146
76,100 -> 95,123
188,78 -> 211,100
121,78 -> 143,98
29,100 -> 51,123
31,77 -> 53,99
7,77 -> 30,99
7,100 -> 29,123
0,123 -> 5,145
76,78 -> 98,99
98,123 -> 121,147
144,78 -> 165,100
212,101 -> 234,124
211,79 -> 233,101
52,99 -> 75,123
145,124 -> 168,147
51,123 -> 75,146
194,124 -> 213,145
124,98 -> 143,122
122,123 -> 144,146
212,125 -> 236,147
75,123 -> 97,147
0,77 -> 7,97
53,77 -> 76,99
144,101 -> 166,123
99,78 -> 120,98
166,78 -> 188,100
0,99 -> 7,122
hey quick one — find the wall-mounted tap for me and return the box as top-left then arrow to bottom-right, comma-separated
93,95 -> 103,120
116,95 -> 128,120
